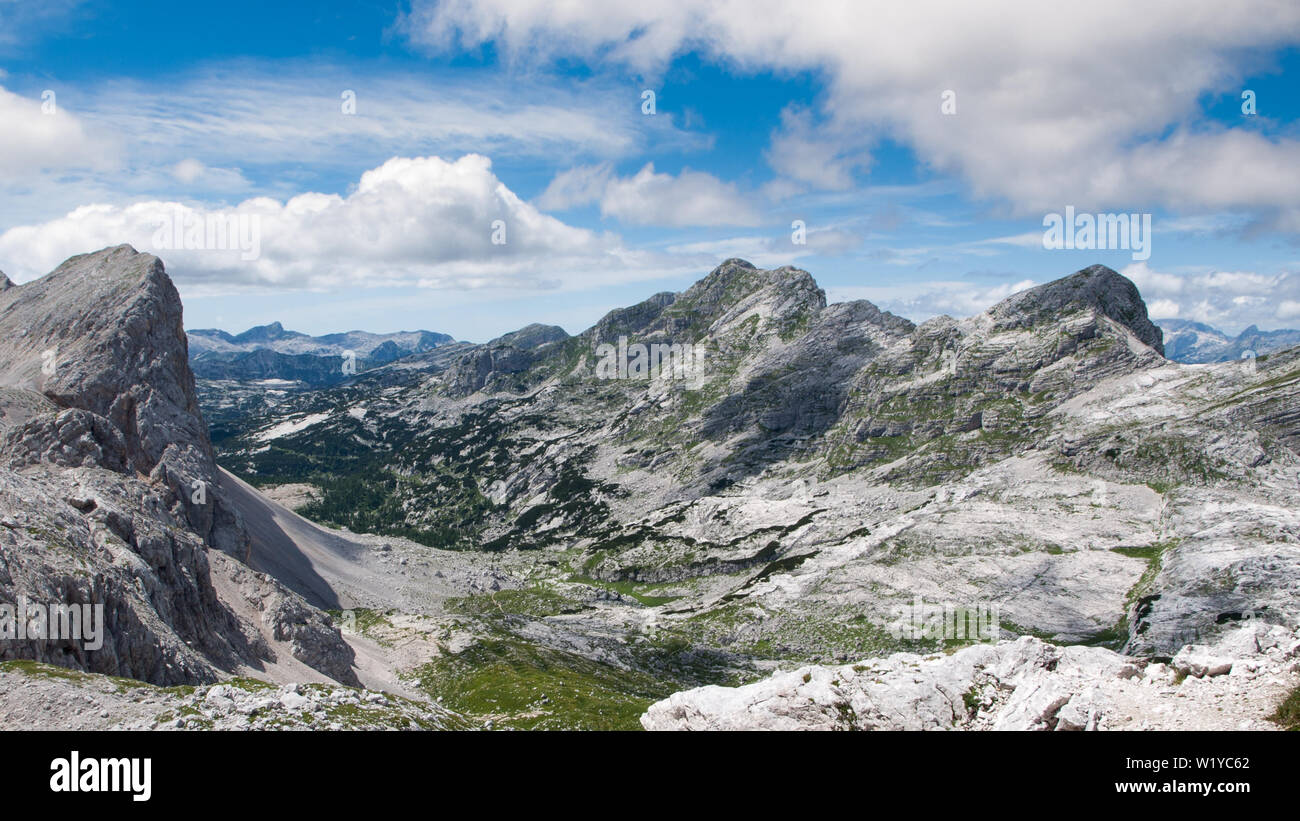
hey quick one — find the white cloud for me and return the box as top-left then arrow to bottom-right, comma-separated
534,163 -> 615,211
827,277 -> 1037,321
0,155 -> 694,294
1146,298 -> 1182,319
406,0 -> 1300,230
539,162 -> 760,226
601,163 -> 759,226
1121,262 -> 1186,296
764,106 -> 871,193
171,159 -> 206,184
0,0 -> 85,52
976,232 -> 1046,249
0,65 -> 711,231
666,223 -> 862,262
1120,262 -> 1297,333
77,66 -> 703,174
0,85 -> 117,177
167,158 -> 251,192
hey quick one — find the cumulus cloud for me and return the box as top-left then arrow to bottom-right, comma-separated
406,0 -> 1300,230
601,163 -> 760,226
538,162 -> 760,226
1146,298 -> 1182,319
1122,262 -> 1187,296
0,155 -> 690,294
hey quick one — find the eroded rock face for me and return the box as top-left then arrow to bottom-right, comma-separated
0,465 -> 256,684
3,408 -> 127,471
0,246 -> 356,686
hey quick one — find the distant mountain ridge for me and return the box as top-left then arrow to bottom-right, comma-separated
1158,318 -> 1300,364
187,322 -> 455,386
189,321 -> 453,358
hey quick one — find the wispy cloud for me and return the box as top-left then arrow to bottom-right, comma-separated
0,64 -> 711,226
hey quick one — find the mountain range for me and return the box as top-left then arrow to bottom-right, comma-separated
1,246 -> 1298,732
1157,318 -> 1300,364
187,323 -> 454,386
184,297 -> 1300,389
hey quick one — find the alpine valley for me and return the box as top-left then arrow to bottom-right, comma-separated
1,246 -> 1298,731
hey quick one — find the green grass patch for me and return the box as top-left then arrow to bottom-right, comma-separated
410,635 -> 670,730
566,575 -> 682,606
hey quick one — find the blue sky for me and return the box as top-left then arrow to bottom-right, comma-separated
2,1 -> 1299,341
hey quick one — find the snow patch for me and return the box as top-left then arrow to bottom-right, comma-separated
255,412 -> 331,442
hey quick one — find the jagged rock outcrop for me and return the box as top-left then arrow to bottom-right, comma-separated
215,260 -> 1179,548
642,623 -> 1300,731
822,264 -> 1167,480
0,246 -> 357,686
494,323 -> 569,350
3,407 -> 127,471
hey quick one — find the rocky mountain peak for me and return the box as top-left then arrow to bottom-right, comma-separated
0,271 -> 12,291
490,323 -> 569,350
989,264 -> 1164,355
0,244 -> 245,554
684,258 -> 824,309
233,321 -> 290,343
0,246 -> 366,687
648,259 -> 826,347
